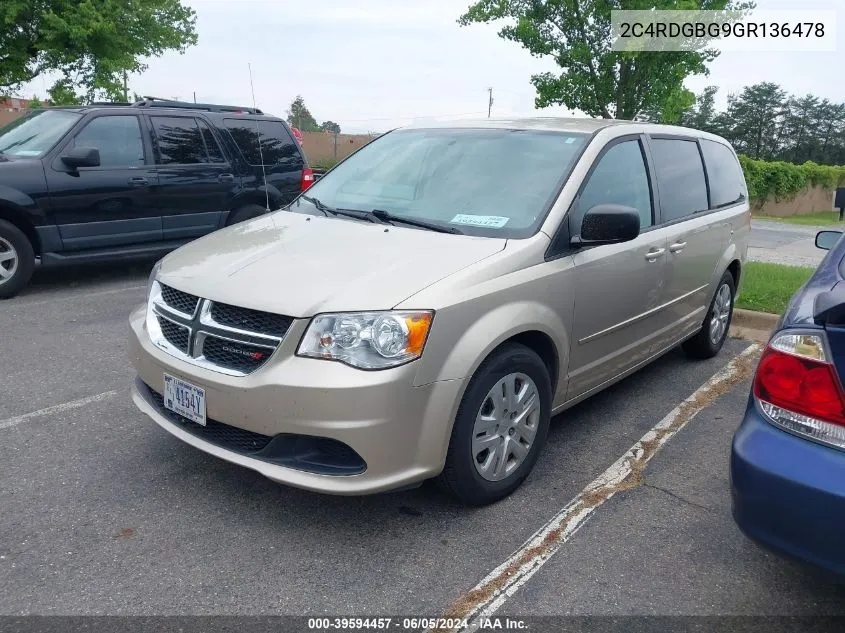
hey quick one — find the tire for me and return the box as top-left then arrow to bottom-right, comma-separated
682,271 -> 736,360
0,219 -> 35,300
226,204 -> 267,226
436,343 -> 552,505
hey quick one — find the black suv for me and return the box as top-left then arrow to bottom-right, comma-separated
0,97 -> 312,298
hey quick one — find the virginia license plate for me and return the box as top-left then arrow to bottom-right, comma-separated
163,374 -> 206,426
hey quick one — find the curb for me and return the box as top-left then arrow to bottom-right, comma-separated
730,308 -> 779,344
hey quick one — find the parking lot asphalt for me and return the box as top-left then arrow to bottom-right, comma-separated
2,261 -> 844,619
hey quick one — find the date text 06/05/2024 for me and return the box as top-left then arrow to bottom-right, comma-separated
306,617 -> 528,631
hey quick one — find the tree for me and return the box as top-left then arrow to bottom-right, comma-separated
459,0 -> 754,120
27,95 -> 41,109
721,82 -> 788,159
686,85 -> 719,131
1,0 -> 197,100
286,96 -> 319,132
639,86 -> 695,125
320,120 -> 341,134
47,79 -> 82,105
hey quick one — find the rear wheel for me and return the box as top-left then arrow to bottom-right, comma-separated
226,204 -> 267,226
436,343 -> 552,505
0,219 -> 35,299
682,271 -> 735,359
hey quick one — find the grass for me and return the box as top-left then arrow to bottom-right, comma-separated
736,261 -> 816,314
753,210 -> 844,226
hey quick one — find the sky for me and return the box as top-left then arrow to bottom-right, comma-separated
20,0 -> 845,134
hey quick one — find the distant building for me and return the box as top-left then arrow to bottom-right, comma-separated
0,96 -> 52,128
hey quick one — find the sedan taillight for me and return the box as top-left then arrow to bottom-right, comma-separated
754,331 -> 845,449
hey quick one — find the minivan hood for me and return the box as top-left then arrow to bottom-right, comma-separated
158,211 -> 505,317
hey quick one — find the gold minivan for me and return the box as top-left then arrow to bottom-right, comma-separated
129,118 -> 750,505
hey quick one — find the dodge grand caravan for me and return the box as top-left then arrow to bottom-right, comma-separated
129,118 -> 750,505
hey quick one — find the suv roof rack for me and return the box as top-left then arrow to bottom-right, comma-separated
90,101 -> 132,106
131,96 -> 263,115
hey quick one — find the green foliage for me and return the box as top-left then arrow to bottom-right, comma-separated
459,0 -> 754,120
1,0 -> 197,100
739,155 -> 845,208
311,157 -> 339,171
320,120 -> 341,134
47,78 -> 82,105
286,95 -> 320,132
735,261 -> 815,314
27,95 -> 41,109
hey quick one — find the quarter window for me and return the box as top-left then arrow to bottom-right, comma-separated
649,138 -> 708,222
224,119 -> 300,166
71,115 -> 144,167
700,139 -> 746,208
578,139 -> 653,231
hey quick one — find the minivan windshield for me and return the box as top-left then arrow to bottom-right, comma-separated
0,109 -> 82,158
294,128 -> 588,238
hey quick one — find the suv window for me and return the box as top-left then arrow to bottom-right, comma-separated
197,119 -> 226,163
151,116 -> 214,165
650,138 -> 708,222
71,115 -> 144,167
224,119 -> 299,166
577,139 -> 652,230
700,139 -> 746,208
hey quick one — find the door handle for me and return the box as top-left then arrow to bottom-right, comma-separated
127,177 -> 149,187
645,247 -> 666,262
218,173 -> 235,183
669,241 -> 687,253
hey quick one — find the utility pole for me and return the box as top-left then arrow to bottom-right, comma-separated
193,91 -> 197,103
487,87 -> 494,118
123,71 -> 128,102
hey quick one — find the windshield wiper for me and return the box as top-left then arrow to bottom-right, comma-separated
371,209 -> 463,234
300,195 -> 381,223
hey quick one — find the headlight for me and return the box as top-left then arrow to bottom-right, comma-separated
297,311 -> 434,369
146,260 -> 163,299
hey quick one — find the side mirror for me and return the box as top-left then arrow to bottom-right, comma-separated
61,147 -> 100,169
573,204 -> 640,246
816,230 -> 842,251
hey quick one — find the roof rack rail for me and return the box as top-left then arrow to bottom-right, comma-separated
90,101 -> 131,106
131,96 -> 263,115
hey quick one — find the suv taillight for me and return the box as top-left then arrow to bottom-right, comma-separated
301,168 -> 315,191
753,331 -> 845,448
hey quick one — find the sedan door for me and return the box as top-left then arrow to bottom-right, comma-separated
45,114 -> 160,250
565,136 -> 675,400
146,115 -> 237,240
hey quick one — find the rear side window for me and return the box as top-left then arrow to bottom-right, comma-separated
578,139 -> 653,230
700,139 -> 746,208
223,119 -> 300,167
151,116 -> 213,165
197,119 -> 226,163
650,138 -> 708,222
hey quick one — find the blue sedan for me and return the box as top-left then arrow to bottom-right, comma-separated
732,229 -> 845,576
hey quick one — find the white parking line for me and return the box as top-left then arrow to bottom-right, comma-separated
12,284 -> 145,308
0,391 -> 119,430
437,343 -> 762,630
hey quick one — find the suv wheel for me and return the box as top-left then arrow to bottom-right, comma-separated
0,219 -> 35,299
227,204 -> 267,226
682,271 -> 736,359
437,343 -> 552,505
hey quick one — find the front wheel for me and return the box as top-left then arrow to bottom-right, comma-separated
0,219 -> 35,299
682,271 -> 735,359
436,343 -> 552,505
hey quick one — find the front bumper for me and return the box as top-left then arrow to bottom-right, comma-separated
129,305 -> 464,494
730,396 -> 845,575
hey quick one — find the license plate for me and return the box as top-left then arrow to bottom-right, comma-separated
163,374 -> 206,426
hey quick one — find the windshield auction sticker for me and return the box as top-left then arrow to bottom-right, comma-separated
450,214 -> 510,228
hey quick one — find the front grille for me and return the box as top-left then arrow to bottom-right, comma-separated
157,316 -> 189,353
148,388 -> 273,453
160,284 -> 200,316
210,301 -> 291,337
149,282 -> 292,377
200,336 -> 273,373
